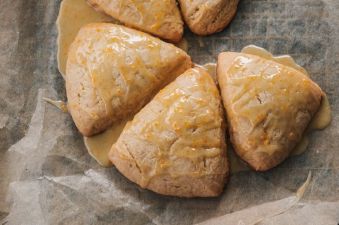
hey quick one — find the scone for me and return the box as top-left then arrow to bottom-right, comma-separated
109,68 -> 229,197
87,0 -> 184,43
217,52 -> 323,171
66,23 -> 192,136
178,0 -> 239,35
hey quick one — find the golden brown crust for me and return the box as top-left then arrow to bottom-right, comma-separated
217,52 -> 323,171
87,0 -> 184,43
111,148 -> 227,197
66,23 -> 192,136
178,0 -> 239,35
109,68 -> 229,197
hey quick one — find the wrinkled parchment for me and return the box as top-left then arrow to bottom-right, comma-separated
0,0 -> 338,224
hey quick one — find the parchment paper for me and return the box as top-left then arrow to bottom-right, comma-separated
0,0 -> 338,224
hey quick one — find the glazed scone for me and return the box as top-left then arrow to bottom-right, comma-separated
66,23 -> 192,136
178,0 -> 239,35
109,68 -> 228,197
217,52 -> 323,171
87,0 -> 184,43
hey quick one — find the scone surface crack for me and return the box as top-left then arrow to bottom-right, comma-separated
66,23 -> 191,136
110,68 -> 229,197
178,0 -> 239,35
87,0 -> 184,42
218,52 -> 323,171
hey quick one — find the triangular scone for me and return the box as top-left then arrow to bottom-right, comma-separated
66,23 -> 192,136
217,52 -> 323,171
178,0 -> 239,35
87,0 -> 184,43
109,68 -> 228,197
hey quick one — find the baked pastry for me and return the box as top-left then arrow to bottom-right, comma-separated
109,68 -> 229,197
87,0 -> 184,43
217,52 -> 323,171
178,0 -> 239,35
66,23 -> 192,136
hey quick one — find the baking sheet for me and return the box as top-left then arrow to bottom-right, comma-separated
0,0 -> 338,224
